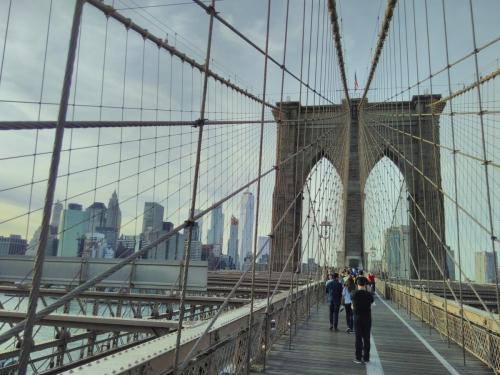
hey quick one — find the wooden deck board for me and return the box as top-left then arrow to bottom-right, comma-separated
261,294 -> 492,374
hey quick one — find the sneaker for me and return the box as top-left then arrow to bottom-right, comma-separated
353,359 -> 363,364
329,325 -> 333,330
334,327 -> 339,331
364,359 -> 370,363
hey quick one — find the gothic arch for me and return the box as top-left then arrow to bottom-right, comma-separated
271,96 -> 447,279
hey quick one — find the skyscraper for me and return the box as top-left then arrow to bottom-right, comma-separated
194,208 -> 204,243
189,221 -> 201,242
50,200 -> 63,228
207,205 -> 224,247
142,202 -> 164,233
238,191 -> 254,270
105,191 -> 121,250
171,232 -> 185,260
184,225 -> 202,261
86,202 -> 107,234
58,203 -> 88,257
227,216 -> 239,269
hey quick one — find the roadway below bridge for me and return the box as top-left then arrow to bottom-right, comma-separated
263,293 -> 493,375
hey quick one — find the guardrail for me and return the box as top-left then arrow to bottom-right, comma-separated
66,280 -> 323,374
378,280 -> 500,373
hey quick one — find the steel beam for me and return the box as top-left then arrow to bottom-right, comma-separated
0,310 -> 179,334
0,285 -> 248,305
63,282 -> 320,374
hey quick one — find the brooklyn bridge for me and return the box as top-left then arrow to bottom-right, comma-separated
0,0 -> 498,374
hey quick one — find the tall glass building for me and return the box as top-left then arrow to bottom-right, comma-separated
58,203 -> 88,257
238,191 -> 254,270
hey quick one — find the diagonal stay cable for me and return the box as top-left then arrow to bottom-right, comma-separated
0,120 -> 341,346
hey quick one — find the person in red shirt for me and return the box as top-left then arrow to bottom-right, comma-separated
367,272 -> 376,293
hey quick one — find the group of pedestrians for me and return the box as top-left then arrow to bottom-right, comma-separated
325,268 -> 375,365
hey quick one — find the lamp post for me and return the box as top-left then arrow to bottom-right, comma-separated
319,216 -> 332,277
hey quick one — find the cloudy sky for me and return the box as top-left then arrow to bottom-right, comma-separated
0,0 -> 498,280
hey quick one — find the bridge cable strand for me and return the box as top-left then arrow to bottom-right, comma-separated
17,2 -> 85,373
4,0 -> 499,373
359,0 -> 499,371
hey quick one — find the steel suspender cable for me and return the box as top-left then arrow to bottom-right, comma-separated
17,2 -> 85,373
173,0 -> 216,369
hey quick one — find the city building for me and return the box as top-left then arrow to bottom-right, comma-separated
383,225 -> 410,279
190,221 -> 201,242
0,234 -> 27,256
185,236 -> 202,261
238,191 -> 254,270
116,235 -> 140,258
446,248 -> 455,280
170,231 -> 185,261
194,208 -> 204,243
217,254 -> 231,270
142,221 -> 179,261
51,200 -> 63,228
27,225 -> 58,257
258,253 -> 269,266
26,200 -> 64,256
207,205 -> 224,248
105,191 -> 121,251
227,216 -> 239,269
81,232 -> 108,258
142,202 -> 164,233
58,203 -> 88,257
475,251 -> 496,284
85,202 -> 107,235
257,236 -> 270,263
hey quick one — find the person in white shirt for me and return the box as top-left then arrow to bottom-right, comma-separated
342,276 -> 355,333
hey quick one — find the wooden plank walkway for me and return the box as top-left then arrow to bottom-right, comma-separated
262,294 -> 492,374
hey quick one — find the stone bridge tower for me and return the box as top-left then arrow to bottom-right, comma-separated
271,95 -> 449,280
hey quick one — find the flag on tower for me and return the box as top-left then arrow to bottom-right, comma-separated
354,72 -> 359,91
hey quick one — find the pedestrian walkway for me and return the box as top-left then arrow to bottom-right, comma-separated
263,294 -> 492,374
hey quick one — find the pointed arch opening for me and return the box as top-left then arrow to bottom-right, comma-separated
363,156 -> 411,279
301,157 -> 344,272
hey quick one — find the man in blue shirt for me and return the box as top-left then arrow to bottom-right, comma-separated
325,272 -> 343,331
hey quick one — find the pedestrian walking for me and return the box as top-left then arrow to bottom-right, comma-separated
342,275 -> 355,333
325,272 -> 343,331
367,272 -> 376,293
351,276 -> 374,364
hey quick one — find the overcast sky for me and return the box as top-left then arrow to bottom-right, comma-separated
0,0 -> 498,279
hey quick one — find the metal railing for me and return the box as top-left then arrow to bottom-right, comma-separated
379,280 -> 500,373
64,279 -> 323,374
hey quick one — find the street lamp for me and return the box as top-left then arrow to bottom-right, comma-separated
319,216 -> 332,276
